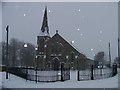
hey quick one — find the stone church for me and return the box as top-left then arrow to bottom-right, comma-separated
36,7 -> 93,70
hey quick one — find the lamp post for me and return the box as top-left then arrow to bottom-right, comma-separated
24,43 -> 28,81
35,47 -> 38,83
6,25 -> 9,79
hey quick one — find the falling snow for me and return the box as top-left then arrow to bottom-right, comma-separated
49,10 -> 51,12
23,14 -> 26,16
2,2 -> 118,61
71,41 -> 75,44
91,49 -> 94,51
77,28 -> 80,31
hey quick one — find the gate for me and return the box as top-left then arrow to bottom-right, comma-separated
61,63 -> 70,81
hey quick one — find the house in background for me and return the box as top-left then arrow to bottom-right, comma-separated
36,7 -> 94,70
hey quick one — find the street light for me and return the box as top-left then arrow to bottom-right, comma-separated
24,44 -> 28,68
35,47 -> 38,83
24,44 -> 28,48
24,43 -> 28,81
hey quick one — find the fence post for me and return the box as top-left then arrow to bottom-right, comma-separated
91,65 -> 94,80
113,64 -> 117,76
112,64 -> 117,76
77,70 -> 79,81
116,64 -> 117,74
61,63 -> 64,82
113,64 -> 115,76
35,67 -> 37,83
115,64 -> 117,75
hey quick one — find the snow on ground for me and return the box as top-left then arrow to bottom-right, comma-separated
1,69 -> 119,88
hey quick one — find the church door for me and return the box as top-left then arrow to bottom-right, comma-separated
52,57 -> 60,71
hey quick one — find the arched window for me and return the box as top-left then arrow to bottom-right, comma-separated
70,51 -> 75,62
52,57 -> 60,70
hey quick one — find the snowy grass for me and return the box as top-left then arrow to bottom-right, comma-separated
1,69 -> 119,88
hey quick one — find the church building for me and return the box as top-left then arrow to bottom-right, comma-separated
36,7 -> 92,70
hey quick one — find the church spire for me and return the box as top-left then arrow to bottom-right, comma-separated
41,6 -> 49,34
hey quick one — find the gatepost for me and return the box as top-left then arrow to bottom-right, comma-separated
91,65 -> 94,80
61,63 -> 64,82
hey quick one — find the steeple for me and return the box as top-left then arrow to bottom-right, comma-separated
41,6 -> 49,34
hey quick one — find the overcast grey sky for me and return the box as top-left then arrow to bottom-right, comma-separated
2,2 -> 118,60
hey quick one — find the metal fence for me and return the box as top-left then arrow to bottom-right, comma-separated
78,64 -> 117,81
27,70 -> 61,82
7,65 -> 70,83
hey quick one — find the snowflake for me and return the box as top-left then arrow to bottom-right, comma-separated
91,49 -> 93,51
71,41 -> 75,44
23,14 -> 26,17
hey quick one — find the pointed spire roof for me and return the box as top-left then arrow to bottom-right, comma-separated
41,6 -> 49,33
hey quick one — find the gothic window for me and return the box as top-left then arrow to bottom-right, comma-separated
55,43 -> 58,54
52,57 -> 60,70
70,51 -> 75,62
39,39 -> 44,52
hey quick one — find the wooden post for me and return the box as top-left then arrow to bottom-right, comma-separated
77,70 -> 79,81
35,67 -> 37,83
61,63 -> 64,82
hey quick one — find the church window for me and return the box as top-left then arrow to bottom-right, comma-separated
71,52 -> 75,62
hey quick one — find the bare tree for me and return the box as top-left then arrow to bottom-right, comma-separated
94,51 -> 105,68
2,41 -> 7,66
9,38 -> 19,66
2,38 -> 36,68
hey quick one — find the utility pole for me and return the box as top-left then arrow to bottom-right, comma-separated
6,25 -> 9,79
109,42 -> 111,67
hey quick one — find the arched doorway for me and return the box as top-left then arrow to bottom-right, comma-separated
52,57 -> 60,71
